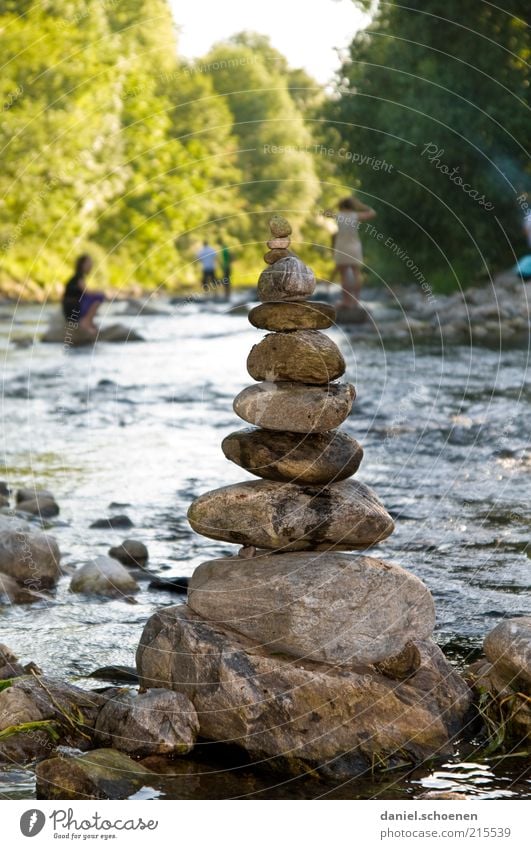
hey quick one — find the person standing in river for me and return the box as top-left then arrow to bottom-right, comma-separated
62,254 -> 105,335
219,241 -> 232,301
329,196 -> 376,306
196,240 -> 218,293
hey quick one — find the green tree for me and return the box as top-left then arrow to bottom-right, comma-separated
327,0 -> 531,288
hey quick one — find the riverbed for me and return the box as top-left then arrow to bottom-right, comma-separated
0,295 -> 530,799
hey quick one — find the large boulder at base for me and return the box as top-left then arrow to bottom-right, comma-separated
483,617 -> 531,691
70,555 -> 139,597
36,749 -> 156,800
95,688 -> 199,757
188,479 -> 394,550
247,330 -> 345,385
248,300 -> 335,331
0,526 -> 61,589
234,381 -> 355,432
257,257 -> 315,302
188,553 -> 435,666
0,676 -> 105,764
136,605 -> 472,780
222,428 -> 363,484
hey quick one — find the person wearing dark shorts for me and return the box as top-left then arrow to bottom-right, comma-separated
62,254 -> 105,334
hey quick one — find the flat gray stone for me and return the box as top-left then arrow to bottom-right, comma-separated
233,381 -> 355,432
187,479 -> 394,550
222,428 -> 363,484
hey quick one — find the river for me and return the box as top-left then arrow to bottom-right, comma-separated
0,295 -> 529,799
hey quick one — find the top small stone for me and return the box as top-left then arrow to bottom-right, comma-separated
269,215 -> 292,238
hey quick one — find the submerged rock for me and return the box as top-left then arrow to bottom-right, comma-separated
42,317 -> 144,346
108,539 -> 149,568
137,605 -> 472,780
187,479 -> 394,550
70,555 -> 139,597
16,495 -> 59,518
249,300 -> 335,331
95,688 -> 199,757
188,553 -> 435,666
484,617 -> 531,691
222,428 -> 363,484
90,514 -> 134,529
36,748 -> 155,800
247,330 -> 345,384
257,257 -> 315,302
234,381 -> 355,432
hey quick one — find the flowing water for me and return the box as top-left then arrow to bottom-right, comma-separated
0,295 -> 530,799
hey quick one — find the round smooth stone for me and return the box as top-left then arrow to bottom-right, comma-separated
264,248 -> 290,264
221,428 -> 363,484
257,257 -> 315,302
247,330 -> 345,384
269,214 -> 292,237
187,479 -> 394,551
267,237 -> 290,249
233,381 -> 355,432
249,300 -> 336,331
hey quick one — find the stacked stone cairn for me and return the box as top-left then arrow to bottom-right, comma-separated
137,216 -> 471,780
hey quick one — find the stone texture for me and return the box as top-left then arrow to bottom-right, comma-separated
0,571 -> 48,604
467,658 -> 531,742
70,555 -> 139,597
247,330 -> 345,385
36,749 -> 155,800
0,676 -> 105,764
249,300 -> 335,331
269,214 -> 292,237
264,249 -> 290,264
257,257 -> 315,302
267,237 -> 290,249
188,553 -> 435,666
0,527 -> 61,589
483,617 -> 531,692
222,428 -> 363,484
16,487 -> 53,504
234,381 -> 355,433
108,539 -> 149,568
94,688 -> 199,757
187,479 -> 394,550
136,605 -> 472,780
16,496 -> 59,518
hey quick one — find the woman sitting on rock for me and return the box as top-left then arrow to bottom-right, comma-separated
62,254 -> 105,335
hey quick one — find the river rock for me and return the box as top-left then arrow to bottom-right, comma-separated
36,748 -> 155,800
269,214 -> 292,237
188,553 -> 434,665
108,539 -> 149,568
136,605 -> 471,780
70,555 -> 139,597
187,479 -> 394,550
234,381 -> 355,432
16,495 -> 59,518
90,514 -> 134,529
222,428 -> 363,484
257,257 -> 315,302
0,676 -> 105,764
95,688 -> 199,757
16,487 -> 53,504
247,330 -> 345,384
264,248 -> 290,264
249,300 -> 335,331
267,237 -> 290,249
483,617 -> 531,691
0,527 -> 61,589
0,571 -> 48,604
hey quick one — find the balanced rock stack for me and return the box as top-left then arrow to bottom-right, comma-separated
137,216 -> 471,779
